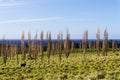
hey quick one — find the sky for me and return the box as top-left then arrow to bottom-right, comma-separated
0,0 -> 120,39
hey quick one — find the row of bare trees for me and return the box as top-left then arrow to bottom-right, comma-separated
82,28 -> 108,60
1,38 -> 19,65
0,28 -> 119,65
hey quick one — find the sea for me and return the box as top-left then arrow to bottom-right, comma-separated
0,39 -> 120,46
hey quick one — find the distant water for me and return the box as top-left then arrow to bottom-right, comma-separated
0,39 -> 120,46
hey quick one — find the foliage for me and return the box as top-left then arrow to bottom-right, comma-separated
0,51 -> 120,80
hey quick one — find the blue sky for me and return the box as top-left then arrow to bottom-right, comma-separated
0,0 -> 120,39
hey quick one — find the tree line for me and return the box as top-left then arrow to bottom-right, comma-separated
0,28 -> 119,65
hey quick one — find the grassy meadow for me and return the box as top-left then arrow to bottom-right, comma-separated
0,29 -> 120,80
0,49 -> 120,80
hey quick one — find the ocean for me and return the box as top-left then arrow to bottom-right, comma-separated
0,39 -> 120,46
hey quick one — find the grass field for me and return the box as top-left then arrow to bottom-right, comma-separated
0,49 -> 120,80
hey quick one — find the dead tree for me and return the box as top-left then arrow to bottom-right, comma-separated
1,37 -> 7,65
58,32 -> 63,63
96,28 -> 100,56
15,43 -> 19,64
40,31 -> 44,63
71,41 -> 75,54
34,32 -> 38,62
88,42 -> 92,49
47,32 -> 51,63
112,40 -> 116,53
64,31 -> 70,62
102,28 -> 108,56
28,32 -> 32,59
82,30 -> 88,61
52,41 -> 55,56
31,42 -> 35,59
21,32 -> 25,62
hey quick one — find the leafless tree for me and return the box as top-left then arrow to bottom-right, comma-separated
34,32 -> 38,62
58,32 -> 63,63
28,32 -> 31,59
71,41 -> 75,54
82,30 -> 88,61
79,42 -> 82,49
1,36 -> 7,65
112,40 -> 116,53
88,42 -> 92,49
47,32 -> 51,63
52,41 -> 55,56
96,28 -> 100,56
21,31 -> 25,61
64,30 -> 70,62
102,28 -> 108,56
40,31 -> 44,63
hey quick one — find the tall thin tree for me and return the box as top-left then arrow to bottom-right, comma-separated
15,43 -> 19,64
47,32 -> 51,63
52,41 -> 55,56
96,28 -> 100,56
58,32 -> 63,63
102,28 -> 108,56
71,41 -> 75,55
82,30 -> 88,61
34,32 -> 38,62
28,32 -> 31,59
21,31 -> 25,62
40,31 -> 44,63
1,36 -> 7,65
64,30 -> 70,62
112,40 -> 116,53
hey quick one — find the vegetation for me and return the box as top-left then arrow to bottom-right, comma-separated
102,28 -> 108,56
96,28 -> 100,57
0,50 -> 120,80
0,28 -> 120,79
82,30 -> 88,61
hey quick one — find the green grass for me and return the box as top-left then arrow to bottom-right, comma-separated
0,50 -> 120,80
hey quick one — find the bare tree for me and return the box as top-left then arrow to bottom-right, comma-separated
47,32 -> 51,63
96,28 -> 100,56
64,30 -> 70,62
93,41 -> 96,51
14,43 -> 19,64
21,31 -> 25,62
102,28 -> 108,56
31,42 -> 34,59
40,31 -> 44,63
88,42 -> 92,49
34,32 -> 38,62
28,32 -> 31,59
9,42 -> 13,59
112,40 -> 116,53
1,36 -> 7,65
52,41 -> 55,56
82,30 -> 88,61
58,32 -> 63,63
71,41 -> 75,54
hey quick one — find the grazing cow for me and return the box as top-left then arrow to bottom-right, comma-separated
21,62 -> 26,67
